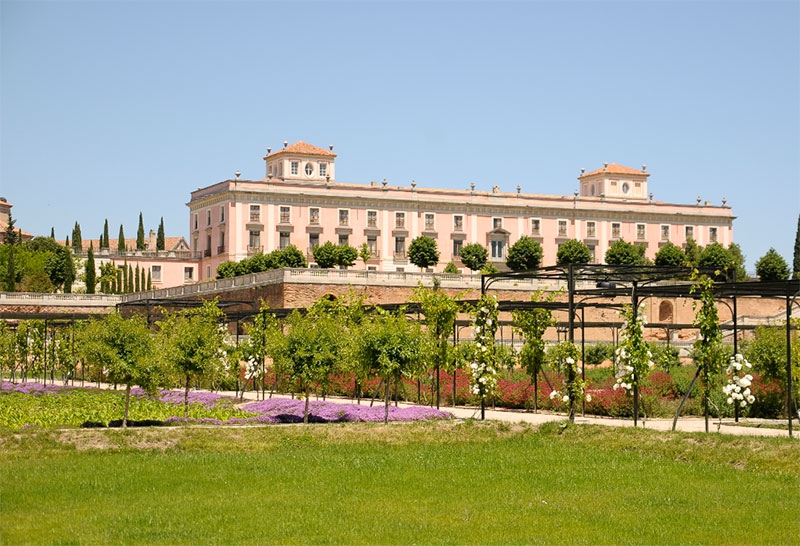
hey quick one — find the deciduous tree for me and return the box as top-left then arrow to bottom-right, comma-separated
408,236 -> 440,270
556,239 -> 591,266
755,248 -> 790,281
459,243 -> 488,272
506,236 -> 543,271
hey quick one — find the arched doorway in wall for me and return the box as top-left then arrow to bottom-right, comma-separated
659,300 -> 674,323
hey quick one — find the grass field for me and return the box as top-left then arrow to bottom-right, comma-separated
1,421 -> 798,545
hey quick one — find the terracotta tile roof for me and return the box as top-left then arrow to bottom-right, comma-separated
580,163 -> 649,177
265,141 -> 337,158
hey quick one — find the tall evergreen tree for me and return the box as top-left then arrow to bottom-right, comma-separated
136,212 -> 145,251
146,269 -> 152,290
85,244 -> 96,294
72,221 -> 82,252
134,264 -> 141,292
65,235 -> 70,249
50,227 -> 55,239
140,267 -> 146,291
103,219 -> 110,250
3,212 -> 17,291
793,213 -> 800,279
127,264 -> 134,293
118,224 -> 126,252
157,217 -> 165,251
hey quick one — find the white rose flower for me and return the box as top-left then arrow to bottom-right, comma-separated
562,395 -> 570,403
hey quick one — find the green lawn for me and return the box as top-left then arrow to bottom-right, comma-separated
1,421 -> 798,545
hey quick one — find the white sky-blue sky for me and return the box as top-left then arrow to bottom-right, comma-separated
2,0 -> 798,273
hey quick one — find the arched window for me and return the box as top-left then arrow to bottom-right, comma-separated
659,300 -> 674,323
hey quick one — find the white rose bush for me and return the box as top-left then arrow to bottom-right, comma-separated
470,294 -> 499,419
547,341 -> 587,420
612,303 -> 653,425
723,353 -> 755,409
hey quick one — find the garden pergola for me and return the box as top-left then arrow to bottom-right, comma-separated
480,265 -> 800,437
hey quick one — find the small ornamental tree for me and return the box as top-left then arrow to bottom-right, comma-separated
136,212 -> 145,251
443,262 -> 459,274
359,243 -> 371,268
413,283 -> 461,408
547,341 -> 586,421
312,241 -> 339,269
698,243 -> 735,279
44,246 -> 75,293
506,236 -> 543,271
605,239 -> 647,266
245,304 -> 284,399
78,313 -> 157,428
459,243 -> 488,272
512,289 -> 556,412
85,244 -> 96,294
408,236 -> 440,270
335,244 -> 358,268
157,300 -> 226,419
157,217 -> 165,251
612,303 -> 654,426
654,241 -> 686,266
755,248 -> 790,281
556,239 -> 591,266
470,294 -> 499,420
274,245 -> 308,268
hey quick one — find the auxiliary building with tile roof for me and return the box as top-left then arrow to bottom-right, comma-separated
187,141 -> 735,281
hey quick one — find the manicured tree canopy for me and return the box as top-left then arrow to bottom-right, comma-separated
605,239 -> 647,265
408,236 -> 440,270
654,241 -> 686,266
274,245 -> 308,268
459,243 -> 488,272
556,239 -> 591,265
755,248 -> 790,281
698,243 -> 735,277
312,241 -> 339,269
335,244 -> 358,268
506,236 -> 543,271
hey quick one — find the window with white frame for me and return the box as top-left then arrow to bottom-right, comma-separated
309,233 -> 319,249
612,223 -> 621,239
279,232 -> 290,249
636,224 -> 646,240
395,212 -> 405,229
709,227 -> 718,242
453,215 -> 464,231
339,209 -> 349,226
279,206 -> 291,224
531,218 -> 541,235
685,226 -> 694,240
557,220 -> 568,238
338,234 -> 349,246
367,236 -> 378,255
661,225 -> 670,241
151,265 -> 162,282
367,210 -> 378,228
491,240 -> 505,259
424,213 -> 435,231
319,163 -> 327,178
290,161 -> 299,175
249,230 -> 261,250
250,205 -> 260,222
453,239 -> 463,258
395,236 -> 406,256
304,162 -> 313,176
493,217 -> 503,230
586,221 -> 596,239
184,267 -> 194,281
309,207 -> 320,225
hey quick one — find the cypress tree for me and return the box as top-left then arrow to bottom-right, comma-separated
72,222 -> 82,253
103,219 -> 110,250
136,212 -> 145,251
50,227 -> 55,239
146,270 -> 152,290
140,267 -> 146,291
127,264 -> 134,293
134,264 -> 140,292
114,267 -> 122,294
85,244 -> 96,294
157,217 -> 165,251
65,235 -> 70,249
118,225 -> 126,253
3,212 -> 16,291
793,214 -> 800,279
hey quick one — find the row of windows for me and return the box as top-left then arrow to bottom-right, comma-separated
150,265 -> 195,283
198,206 -> 719,245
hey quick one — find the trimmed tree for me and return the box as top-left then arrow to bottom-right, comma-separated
157,217 -> 165,251
755,248 -> 790,281
512,289 -> 556,413
102,219 -> 110,250
698,243 -> 735,279
506,236 -> 543,271
654,241 -> 686,266
605,239 -> 647,265
336,244 -> 358,268
85,244 -> 96,294
136,212 -> 145,251
408,235 -> 440,271
312,241 -> 338,269
359,243 -> 371,268
118,224 -> 126,252
459,243 -> 488,272
556,239 -> 591,266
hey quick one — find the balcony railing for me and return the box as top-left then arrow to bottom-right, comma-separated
203,248 -> 211,257
247,246 -> 262,255
217,245 -> 226,255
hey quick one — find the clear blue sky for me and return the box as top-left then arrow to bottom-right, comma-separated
2,0 -> 798,273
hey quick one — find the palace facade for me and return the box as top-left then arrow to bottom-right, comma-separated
187,141 -> 734,281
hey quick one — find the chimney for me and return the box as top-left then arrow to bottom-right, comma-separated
148,229 -> 156,250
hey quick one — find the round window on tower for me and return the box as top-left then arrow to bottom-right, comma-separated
622,182 -> 630,194
305,163 -> 314,176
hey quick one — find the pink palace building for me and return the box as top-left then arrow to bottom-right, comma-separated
187,141 -> 734,281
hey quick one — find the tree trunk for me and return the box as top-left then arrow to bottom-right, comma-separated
123,385 -> 131,429
184,375 -> 191,420
304,386 -> 310,424
384,377 -> 390,424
